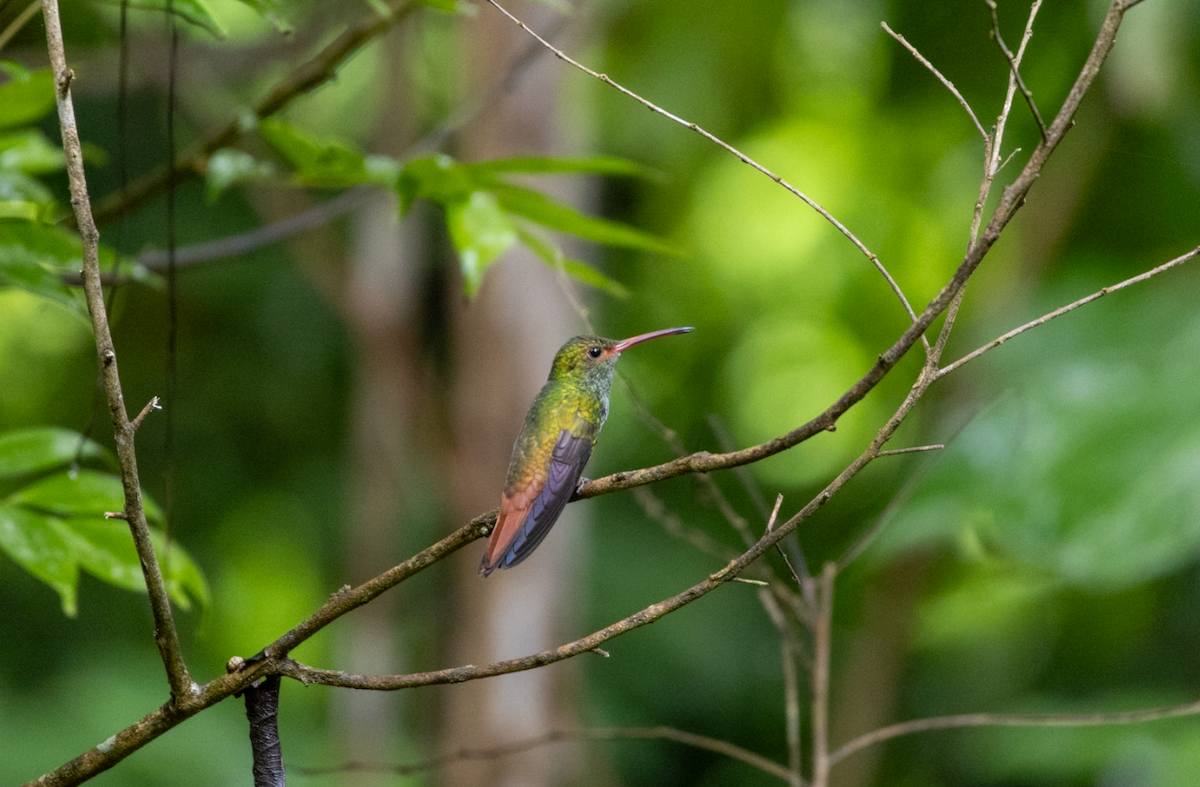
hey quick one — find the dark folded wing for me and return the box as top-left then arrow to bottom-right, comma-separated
486,426 -> 592,573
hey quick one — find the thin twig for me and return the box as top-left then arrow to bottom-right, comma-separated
938,245 -> 1200,378
830,700 -> 1200,766
986,0 -> 1047,140
41,0 -> 194,703
881,23 -> 988,144
130,397 -> 162,433
875,444 -> 944,457
484,0 -> 918,324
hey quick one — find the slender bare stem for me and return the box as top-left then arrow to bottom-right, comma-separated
881,22 -> 988,144
41,0 -> 193,703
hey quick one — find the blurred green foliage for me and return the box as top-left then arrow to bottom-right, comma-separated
2,0 -> 1200,785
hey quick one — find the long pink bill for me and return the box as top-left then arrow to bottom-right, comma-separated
611,326 -> 694,354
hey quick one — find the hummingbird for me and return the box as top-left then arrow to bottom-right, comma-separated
480,327 -> 694,576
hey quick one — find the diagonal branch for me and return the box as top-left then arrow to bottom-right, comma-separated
881,22 -> 988,144
41,0 -> 193,703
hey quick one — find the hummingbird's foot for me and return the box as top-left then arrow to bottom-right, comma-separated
576,476 -> 591,493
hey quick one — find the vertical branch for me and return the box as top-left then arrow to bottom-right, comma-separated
244,677 -> 286,787
41,0 -> 194,702
810,563 -> 836,787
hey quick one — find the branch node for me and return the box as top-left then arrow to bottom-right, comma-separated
105,511 -> 128,520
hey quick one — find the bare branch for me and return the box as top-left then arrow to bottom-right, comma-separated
41,0 -> 193,703
881,23 -> 988,144
938,245 -> 1200,378
986,0 -> 1048,140
830,700 -> 1200,766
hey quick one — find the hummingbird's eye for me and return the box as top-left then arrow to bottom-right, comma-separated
587,346 -> 603,359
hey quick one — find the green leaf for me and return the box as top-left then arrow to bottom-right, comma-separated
0,505 -> 79,615
113,0 -> 227,37
466,155 -> 659,180
204,148 -> 277,201
0,427 -> 113,480
0,243 -> 88,318
0,64 -> 56,131
67,518 -> 210,610
492,183 -> 679,255
559,259 -> 631,298
515,226 -> 630,297
397,154 -> 474,215
9,469 -> 166,525
234,0 -> 293,34
0,201 -> 38,221
0,130 -> 65,175
446,191 -> 517,297
0,217 -> 134,285
412,0 -> 475,12
0,171 -> 54,208
259,119 -> 398,188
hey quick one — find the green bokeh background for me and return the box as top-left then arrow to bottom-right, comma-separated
3,0 -> 1200,784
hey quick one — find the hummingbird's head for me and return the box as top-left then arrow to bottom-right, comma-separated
547,327 -> 695,386
549,335 -> 622,385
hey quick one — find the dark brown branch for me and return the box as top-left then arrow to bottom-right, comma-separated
88,1 -> 417,227
41,0 -> 193,703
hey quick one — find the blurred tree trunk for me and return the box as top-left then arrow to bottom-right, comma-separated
336,29 -> 431,785
440,6 -> 588,786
